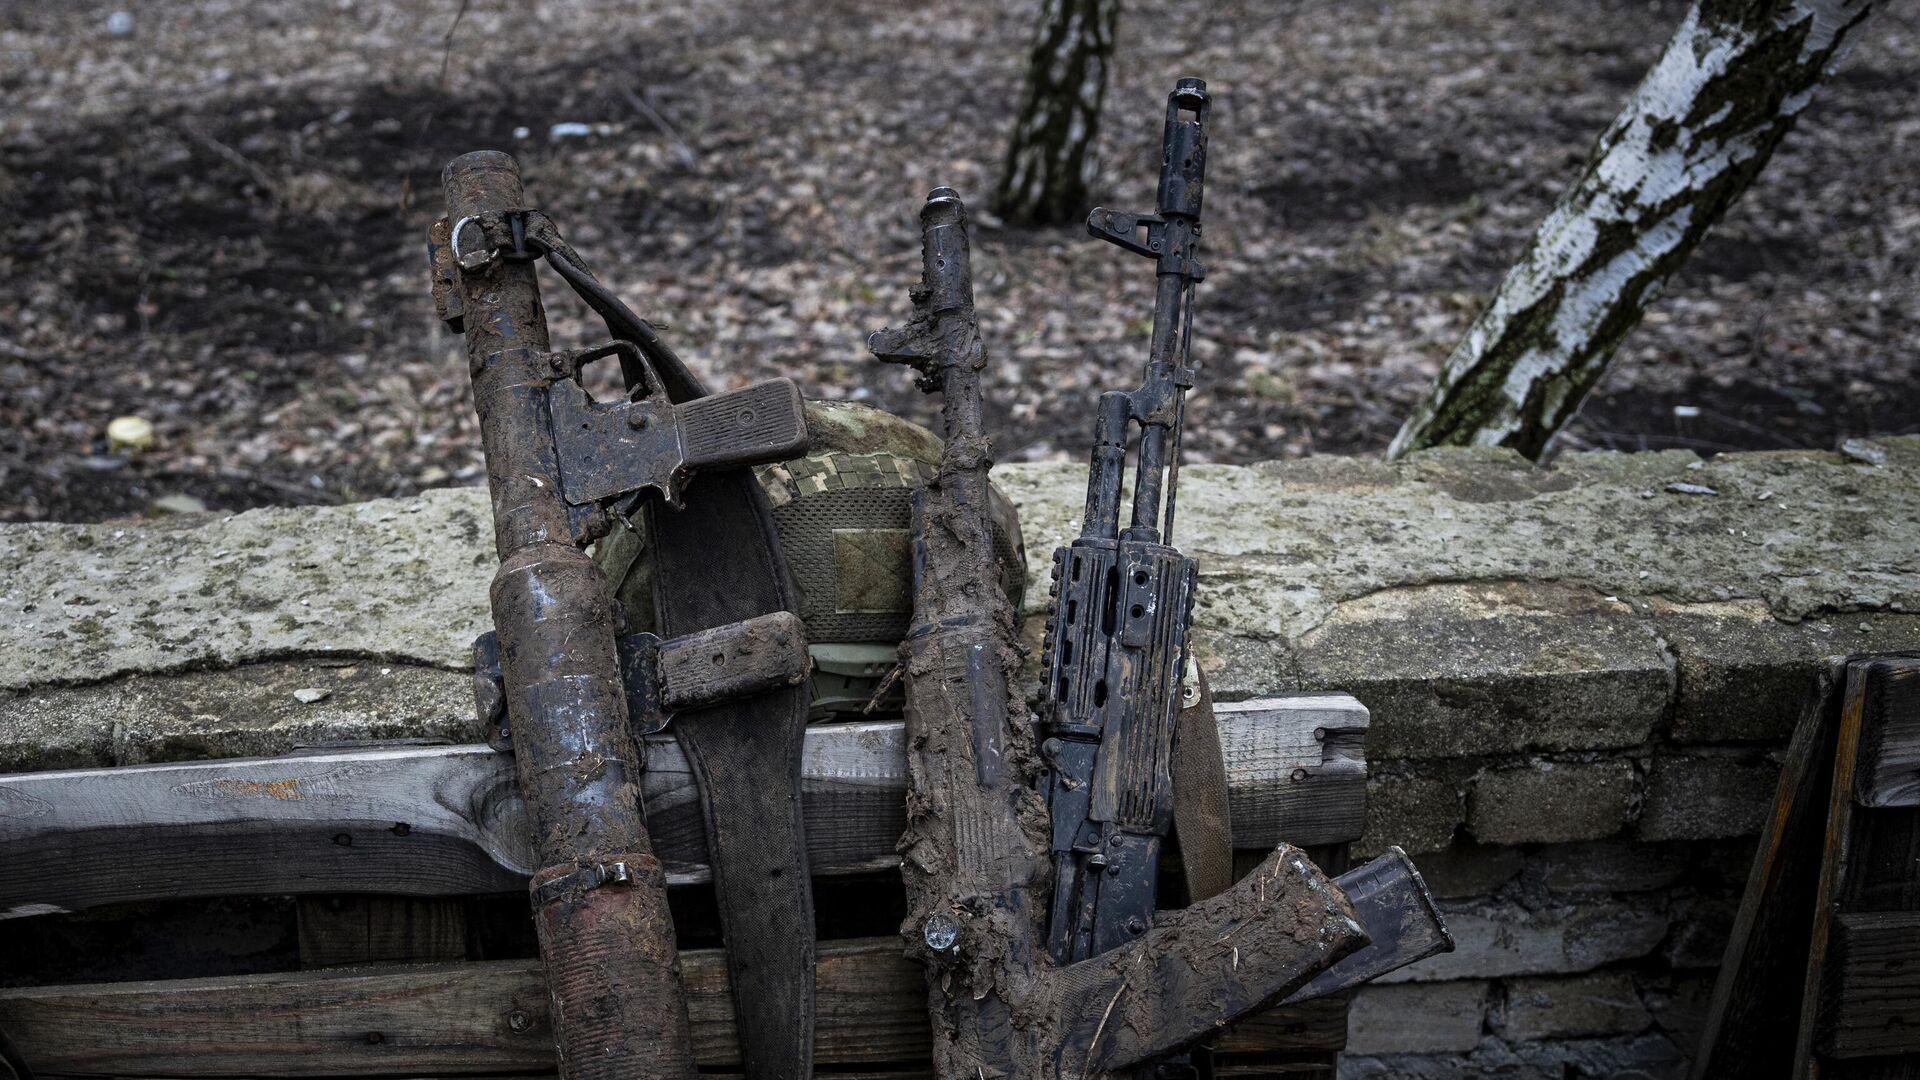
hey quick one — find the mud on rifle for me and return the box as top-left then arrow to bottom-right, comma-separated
870,82 -> 1451,1079
874,183 -> 1367,1080
430,151 -> 811,1080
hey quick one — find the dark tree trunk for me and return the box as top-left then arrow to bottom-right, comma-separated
1388,0 -> 1875,461
994,0 -> 1121,226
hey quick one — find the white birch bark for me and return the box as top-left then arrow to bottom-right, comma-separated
1388,0 -> 1875,461
993,0 -> 1121,225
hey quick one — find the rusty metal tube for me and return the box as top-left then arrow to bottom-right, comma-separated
445,150 -> 696,1080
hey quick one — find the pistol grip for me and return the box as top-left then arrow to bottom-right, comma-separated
677,379 -> 809,473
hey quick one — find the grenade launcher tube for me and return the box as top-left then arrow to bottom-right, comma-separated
444,150 -> 696,1080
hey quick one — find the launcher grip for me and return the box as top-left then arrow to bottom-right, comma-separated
677,379 -> 809,473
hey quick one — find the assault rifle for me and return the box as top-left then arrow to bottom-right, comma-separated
1039,76 -> 1211,966
431,152 -> 815,1080
876,179 -> 1375,1080
1037,76 -> 1456,1058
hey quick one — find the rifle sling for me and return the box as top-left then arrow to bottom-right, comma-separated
1171,666 -> 1234,904
546,231 -> 816,1080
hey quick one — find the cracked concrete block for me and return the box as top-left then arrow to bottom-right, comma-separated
1298,581 -> 1672,759
1636,753 -> 1778,841
1377,899 -> 1669,982
0,490 -> 493,691
1500,971 -> 1652,1041
1662,895 -> 1738,970
1347,980 -> 1488,1055
6,444 -> 1914,701
1656,602 -> 1920,743
5,663 -> 480,770
1468,759 -> 1637,845
1193,631 -> 1301,700
0,694 -> 112,773
1641,973 -> 1716,1054
1007,442 -> 1920,650
1412,842 -> 1527,899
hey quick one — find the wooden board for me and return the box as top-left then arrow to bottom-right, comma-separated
0,937 -> 1346,1075
1688,662 -> 1846,1080
1824,910 -> 1920,1059
1801,659 -> 1920,1078
296,896 -> 468,968
1791,659 -> 1878,1080
1859,658 -> 1920,808
1694,656 -> 1920,1080
0,698 -> 1367,918
1216,694 -> 1368,849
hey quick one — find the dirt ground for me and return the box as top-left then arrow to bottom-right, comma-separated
1,0 -> 1915,522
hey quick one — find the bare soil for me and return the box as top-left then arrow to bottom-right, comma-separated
1,0 -> 1915,522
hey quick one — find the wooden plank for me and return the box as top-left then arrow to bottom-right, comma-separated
1791,659 -> 1876,1080
296,897 -> 468,968
1217,695 -> 1368,849
1824,910 -> 1920,1059
0,744 -> 529,920
1689,661 -> 1847,1080
1219,993 -> 1348,1053
0,938 -> 1344,1075
1801,659 -> 1920,1079
1859,657 -> 1920,808
0,698 -> 1365,917
1818,660 -> 1920,1078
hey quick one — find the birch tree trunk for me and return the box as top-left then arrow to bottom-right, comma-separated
993,0 -> 1120,225
1387,0 -> 1875,461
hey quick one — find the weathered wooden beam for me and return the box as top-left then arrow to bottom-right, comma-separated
1823,910 -> 1920,1059
295,896 -> 468,968
0,697 -> 1366,917
1689,661 -> 1845,1080
0,937 -> 1345,1075
1857,657 -> 1920,808
1217,695 -> 1366,846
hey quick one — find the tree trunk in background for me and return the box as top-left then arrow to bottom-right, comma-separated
993,0 -> 1121,226
1387,0 -> 1874,461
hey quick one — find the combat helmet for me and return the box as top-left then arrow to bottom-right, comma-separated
596,400 -> 1027,720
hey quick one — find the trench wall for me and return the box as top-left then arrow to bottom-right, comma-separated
3,439 -> 1919,1077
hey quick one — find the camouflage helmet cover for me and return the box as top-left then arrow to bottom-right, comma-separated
597,401 -> 1027,718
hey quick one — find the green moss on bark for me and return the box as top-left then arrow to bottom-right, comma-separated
1393,0 -> 1874,461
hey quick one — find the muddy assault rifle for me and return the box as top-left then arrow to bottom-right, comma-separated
1035,79 -> 1453,1052
1043,75 -> 1453,1042
873,181 -> 1397,1078
867,77 -> 1443,1076
430,152 -> 816,1080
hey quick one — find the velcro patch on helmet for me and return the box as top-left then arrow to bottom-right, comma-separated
832,527 -> 912,614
